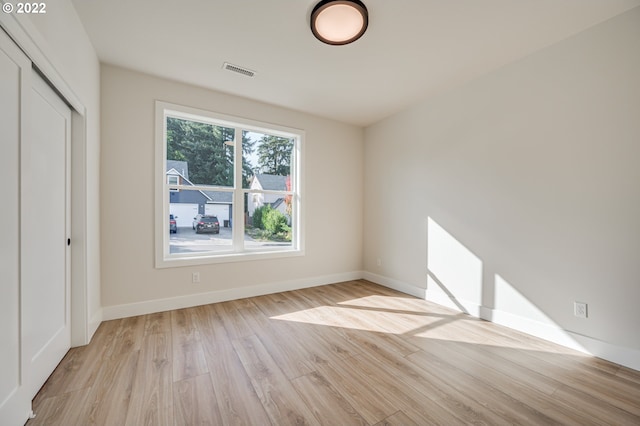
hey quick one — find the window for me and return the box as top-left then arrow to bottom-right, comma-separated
155,102 -> 303,267
167,174 -> 179,191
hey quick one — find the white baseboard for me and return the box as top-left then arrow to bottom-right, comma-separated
102,271 -> 363,321
479,307 -> 588,353
424,290 -> 483,318
362,271 -> 426,298
88,309 -> 103,341
71,308 -> 103,348
365,272 -> 640,372
567,331 -> 640,371
482,306 -> 640,371
363,272 -> 483,317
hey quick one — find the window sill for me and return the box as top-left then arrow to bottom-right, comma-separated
155,248 -> 304,269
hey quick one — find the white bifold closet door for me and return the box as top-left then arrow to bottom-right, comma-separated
0,27 -> 71,425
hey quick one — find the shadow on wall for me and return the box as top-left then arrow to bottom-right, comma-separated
426,216 -> 587,353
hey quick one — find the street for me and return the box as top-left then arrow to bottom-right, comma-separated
169,226 -> 289,254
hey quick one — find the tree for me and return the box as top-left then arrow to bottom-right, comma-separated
167,117 -> 233,186
256,135 -> 293,176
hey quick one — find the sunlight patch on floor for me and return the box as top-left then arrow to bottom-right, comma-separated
270,301 -> 586,355
335,295 -> 428,313
271,304 -> 468,335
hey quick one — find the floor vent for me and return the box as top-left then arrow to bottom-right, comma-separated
223,62 -> 256,77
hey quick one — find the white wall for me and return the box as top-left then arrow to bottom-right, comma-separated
363,7 -> 640,369
2,0 -> 102,343
100,65 -> 363,314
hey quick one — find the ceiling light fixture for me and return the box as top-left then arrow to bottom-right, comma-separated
310,0 -> 368,46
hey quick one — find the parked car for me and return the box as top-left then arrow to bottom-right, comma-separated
192,214 -> 203,230
195,215 -> 220,234
169,214 -> 177,233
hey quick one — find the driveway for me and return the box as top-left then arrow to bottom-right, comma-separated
169,226 -> 234,254
169,226 -> 290,254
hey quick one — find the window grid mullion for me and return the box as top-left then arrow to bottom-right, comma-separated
232,127 -> 244,252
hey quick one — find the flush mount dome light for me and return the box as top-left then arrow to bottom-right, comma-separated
310,0 -> 368,45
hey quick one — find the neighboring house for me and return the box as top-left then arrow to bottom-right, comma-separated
166,161 -> 232,227
167,160 -> 189,181
201,190 -> 233,227
248,173 -> 290,218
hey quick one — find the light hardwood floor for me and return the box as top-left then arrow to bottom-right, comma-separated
29,280 -> 640,425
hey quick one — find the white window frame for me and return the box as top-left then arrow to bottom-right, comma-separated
155,101 -> 304,268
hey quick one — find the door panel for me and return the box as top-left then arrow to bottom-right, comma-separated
23,71 -> 72,399
0,28 -> 31,426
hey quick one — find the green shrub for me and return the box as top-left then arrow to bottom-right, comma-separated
263,208 -> 288,234
280,223 -> 292,241
252,205 -> 266,229
252,205 -> 291,241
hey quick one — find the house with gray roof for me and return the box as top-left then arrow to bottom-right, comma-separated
166,160 -> 189,180
166,162 -> 232,228
247,173 -> 290,219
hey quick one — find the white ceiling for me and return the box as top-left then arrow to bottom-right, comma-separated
71,0 -> 640,126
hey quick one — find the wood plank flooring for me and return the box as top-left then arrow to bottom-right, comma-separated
28,280 -> 640,425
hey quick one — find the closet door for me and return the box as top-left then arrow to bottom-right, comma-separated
23,70 -> 72,399
0,28 -> 31,425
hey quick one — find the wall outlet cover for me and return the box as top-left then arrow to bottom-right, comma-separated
574,301 -> 588,318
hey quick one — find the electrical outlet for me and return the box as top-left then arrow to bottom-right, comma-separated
376,258 -> 381,267
574,301 -> 588,318
192,272 -> 200,284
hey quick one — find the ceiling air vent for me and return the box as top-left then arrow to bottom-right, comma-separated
223,62 -> 256,78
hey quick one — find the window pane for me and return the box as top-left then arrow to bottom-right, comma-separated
244,193 -> 293,250
167,174 -> 179,192
169,189 -> 233,254
242,131 -> 294,190
167,116 -> 235,187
